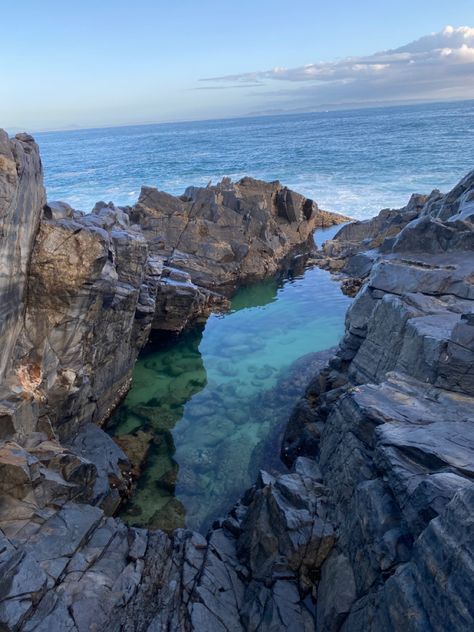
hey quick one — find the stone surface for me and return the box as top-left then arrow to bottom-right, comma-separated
1,131 -> 473,631
289,170 -> 474,630
130,176 -> 347,293
0,131 -> 45,382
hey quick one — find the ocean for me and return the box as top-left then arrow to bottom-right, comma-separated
36,100 -> 474,220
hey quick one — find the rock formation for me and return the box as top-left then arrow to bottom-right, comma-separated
283,170 -> 474,630
0,130 -> 342,447
131,177 -> 348,292
0,132 -> 45,383
0,129 -> 472,631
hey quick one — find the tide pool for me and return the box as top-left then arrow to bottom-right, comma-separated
109,249 -> 351,532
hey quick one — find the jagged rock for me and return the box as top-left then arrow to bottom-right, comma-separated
131,177 -> 346,292
152,265 -> 228,332
316,551 -> 356,632
237,470 -> 335,590
290,171 -> 474,630
1,130 -> 474,631
71,424 -> 131,513
0,442 -> 41,499
17,207 -> 159,440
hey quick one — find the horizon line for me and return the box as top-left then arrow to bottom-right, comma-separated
5,96 -> 474,137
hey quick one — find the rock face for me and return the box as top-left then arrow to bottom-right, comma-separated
130,177 -> 348,292
0,127 -> 473,631
285,170 -> 474,630
17,203 -> 161,440
0,132 -> 45,382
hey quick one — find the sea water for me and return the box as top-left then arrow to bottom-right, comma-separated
36,100 -> 474,220
108,254 -> 352,532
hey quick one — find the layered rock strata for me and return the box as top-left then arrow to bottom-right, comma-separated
0,129 -> 472,631
283,170 -> 474,630
0,130 -> 341,446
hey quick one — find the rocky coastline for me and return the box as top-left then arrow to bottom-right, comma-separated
0,130 -> 473,631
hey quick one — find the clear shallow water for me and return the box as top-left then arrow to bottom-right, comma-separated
109,260 -> 352,532
35,100 -> 474,220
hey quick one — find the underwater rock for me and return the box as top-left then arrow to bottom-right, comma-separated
113,430 -> 154,478
154,466 -> 179,494
216,360 -> 239,377
149,497 -> 186,532
254,365 -> 275,380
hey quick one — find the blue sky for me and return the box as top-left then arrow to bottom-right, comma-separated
1,0 -> 473,130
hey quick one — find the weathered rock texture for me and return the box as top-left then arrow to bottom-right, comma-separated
284,170 -> 474,630
0,132 -> 45,381
0,440 -> 335,631
0,129 -> 473,631
131,177 -> 349,293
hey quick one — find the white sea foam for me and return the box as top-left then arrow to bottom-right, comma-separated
39,102 -> 472,220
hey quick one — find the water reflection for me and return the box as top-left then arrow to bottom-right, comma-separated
109,259 -> 352,532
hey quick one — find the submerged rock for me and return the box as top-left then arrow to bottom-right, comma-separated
113,429 -> 154,478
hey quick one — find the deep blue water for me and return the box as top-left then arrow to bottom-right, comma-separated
36,100 -> 474,220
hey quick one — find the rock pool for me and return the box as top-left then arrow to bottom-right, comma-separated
108,229 -> 352,532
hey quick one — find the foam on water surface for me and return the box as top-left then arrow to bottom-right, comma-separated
36,100 -> 474,219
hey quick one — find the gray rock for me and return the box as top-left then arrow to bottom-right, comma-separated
1,134 -> 474,632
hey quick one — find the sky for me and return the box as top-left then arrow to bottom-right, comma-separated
1,0 -> 473,131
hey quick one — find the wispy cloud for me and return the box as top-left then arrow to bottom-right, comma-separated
200,26 -> 474,108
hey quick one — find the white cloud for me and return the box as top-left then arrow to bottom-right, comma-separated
200,26 -> 474,108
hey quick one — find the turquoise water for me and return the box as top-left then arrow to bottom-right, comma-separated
109,254 -> 352,532
36,100 -> 474,220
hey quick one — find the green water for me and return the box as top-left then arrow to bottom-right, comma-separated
109,238 -> 352,532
